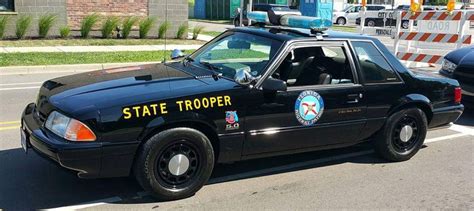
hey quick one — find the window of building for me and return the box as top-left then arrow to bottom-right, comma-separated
0,0 -> 14,12
351,41 -> 401,83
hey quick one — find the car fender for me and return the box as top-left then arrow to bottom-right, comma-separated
138,111 -> 218,143
389,94 -> 433,119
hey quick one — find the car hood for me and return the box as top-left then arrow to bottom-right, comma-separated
36,63 -> 224,118
445,45 -> 474,66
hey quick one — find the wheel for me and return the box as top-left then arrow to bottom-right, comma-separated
402,20 -> 409,29
133,127 -> 215,200
374,108 -> 427,162
367,20 -> 376,27
234,18 -> 240,27
336,17 -> 346,25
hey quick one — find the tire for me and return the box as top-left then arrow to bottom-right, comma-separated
336,17 -> 346,25
367,20 -> 376,27
134,127 -> 215,200
402,20 -> 409,29
374,108 -> 427,162
234,18 -> 240,27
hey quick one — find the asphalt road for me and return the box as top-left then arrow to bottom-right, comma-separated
0,71 -> 473,210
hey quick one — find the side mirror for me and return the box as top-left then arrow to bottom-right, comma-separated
262,77 -> 287,92
171,49 -> 185,60
234,69 -> 256,85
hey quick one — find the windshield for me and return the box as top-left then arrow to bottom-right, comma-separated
189,32 -> 282,79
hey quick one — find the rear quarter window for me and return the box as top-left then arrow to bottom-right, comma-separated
352,41 -> 401,84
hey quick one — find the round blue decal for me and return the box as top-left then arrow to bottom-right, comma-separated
294,90 -> 324,126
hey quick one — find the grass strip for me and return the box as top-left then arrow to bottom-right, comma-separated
0,51 -> 191,67
0,39 -> 204,47
330,25 -> 358,33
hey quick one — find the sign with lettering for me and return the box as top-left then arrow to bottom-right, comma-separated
417,20 -> 459,34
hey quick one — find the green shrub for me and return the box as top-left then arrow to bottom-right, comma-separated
122,17 -> 138,39
176,23 -> 188,39
0,16 -> 9,39
101,16 -> 120,38
59,26 -> 70,38
16,16 -> 32,39
138,17 -> 155,39
192,26 -> 204,40
38,14 -> 57,38
158,21 -> 170,39
80,13 -> 99,38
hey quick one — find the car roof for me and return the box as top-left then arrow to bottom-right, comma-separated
229,27 -> 378,42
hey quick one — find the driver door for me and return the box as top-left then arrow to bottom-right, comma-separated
243,41 -> 367,156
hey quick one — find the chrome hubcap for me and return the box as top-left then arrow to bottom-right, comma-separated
168,154 -> 190,176
399,125 -> 414,142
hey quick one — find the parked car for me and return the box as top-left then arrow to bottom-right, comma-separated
21,20 -> 463,200
333,4 -> 388,25
440,45 -> 474,106
355,10 -> 409,29
233,3 -> 301,26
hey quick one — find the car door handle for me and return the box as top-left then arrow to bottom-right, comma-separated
347,93 -> 363,104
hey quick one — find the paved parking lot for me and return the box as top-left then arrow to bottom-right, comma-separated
0,71 -> 472,210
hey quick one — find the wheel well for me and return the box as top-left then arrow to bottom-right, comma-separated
337,17 -> 346,22
137,121 -> 220,163
391,102 -> 433,124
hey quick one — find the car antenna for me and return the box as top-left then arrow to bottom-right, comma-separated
163,0 -> 168,64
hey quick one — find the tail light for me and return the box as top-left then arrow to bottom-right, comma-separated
454,87 -> 462,104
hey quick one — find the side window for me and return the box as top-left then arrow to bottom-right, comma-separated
351,41 -> 401,83
273,45 -> 354,87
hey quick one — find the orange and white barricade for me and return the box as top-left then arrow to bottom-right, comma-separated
394,10 -> 473,66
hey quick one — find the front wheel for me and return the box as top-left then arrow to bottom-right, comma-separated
337,17 -> 346,25
134,128 -> 215,200
374,108 -> 427,162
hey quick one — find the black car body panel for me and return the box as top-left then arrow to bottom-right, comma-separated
440,45 -> 474,105
22,27 -> 464,178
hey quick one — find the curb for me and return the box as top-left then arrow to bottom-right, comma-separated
0,62 -> 161,75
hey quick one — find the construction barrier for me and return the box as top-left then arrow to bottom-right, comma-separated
394,10 -> 474,66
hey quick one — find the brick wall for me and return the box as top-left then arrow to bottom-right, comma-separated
67,0 -> 149,29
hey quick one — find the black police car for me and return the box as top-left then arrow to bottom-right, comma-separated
21,26 -> 464,200
439,45 -> 474,106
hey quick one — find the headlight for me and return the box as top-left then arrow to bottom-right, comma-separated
45,111 -> 96,142
442,59 -> 457,73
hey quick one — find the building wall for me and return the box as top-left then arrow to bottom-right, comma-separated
149,0 -> 188,37
0,0 -> 187,38
67,0 -> 148,29
0,0 -> 67,37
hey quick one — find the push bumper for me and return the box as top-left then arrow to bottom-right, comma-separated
428,104 -> 464,128
21,103 -> 138,178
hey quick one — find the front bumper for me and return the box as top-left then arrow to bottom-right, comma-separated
429,104 -> 464,128
21,103 -> 138,178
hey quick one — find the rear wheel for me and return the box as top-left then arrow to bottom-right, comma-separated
134,128 -> 214,200
374,108 -> 427,162
367,19 -> 376,27
402,20 -> 409,29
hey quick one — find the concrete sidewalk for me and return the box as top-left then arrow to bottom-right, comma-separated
0,33 -> 213,54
